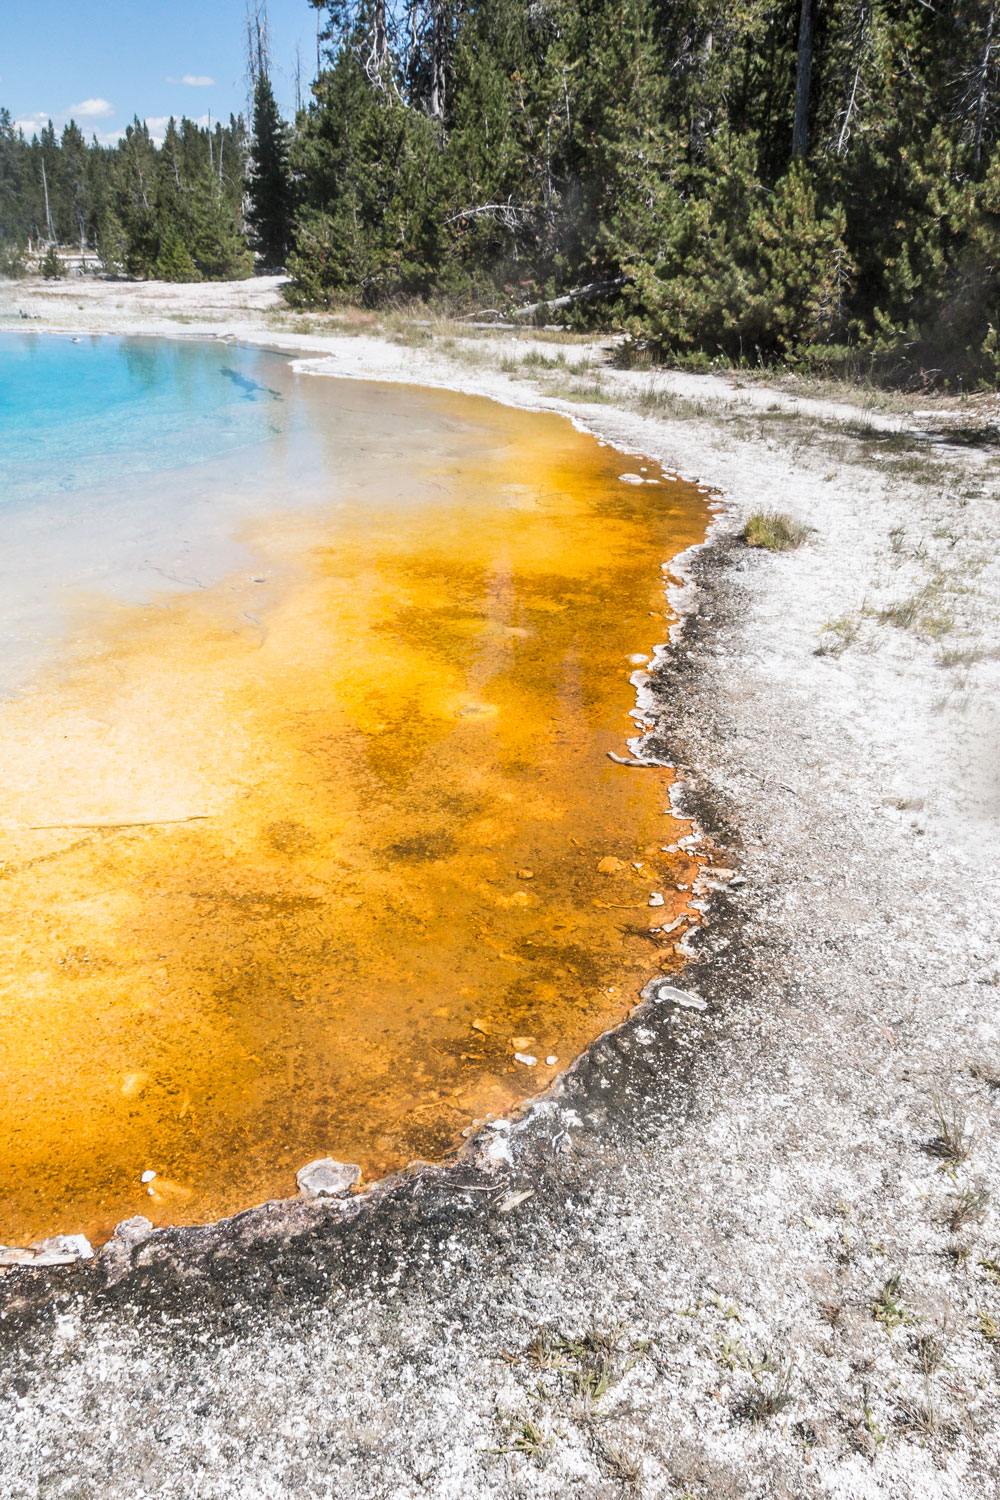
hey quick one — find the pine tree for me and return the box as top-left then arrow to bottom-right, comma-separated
6,2 -> 1000,379
246,72 -> 294,266
40,244 -> 63,278
155,227 -> 200,282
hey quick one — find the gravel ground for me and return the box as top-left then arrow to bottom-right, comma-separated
1,277 -> 999,1500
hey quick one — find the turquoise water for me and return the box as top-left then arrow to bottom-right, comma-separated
0,332 -> 519,697
0,334 -> 287,509
0,334 -> 341,694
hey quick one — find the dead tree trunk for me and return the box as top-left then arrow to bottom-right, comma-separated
430,2 -> 447,119
41,159 -> 55,243
974,6 -> 996,166
792,0 -> 819,159
836,0 -> 870,155
374,0 -> 388,73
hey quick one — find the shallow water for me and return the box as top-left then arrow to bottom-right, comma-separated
0,335 -> 708,1246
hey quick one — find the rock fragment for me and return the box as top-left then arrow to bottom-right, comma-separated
296,1158 -> 362,1198
640,977 -> 708,1010
498,1188 -> 535,1214
0,1233 -> 94,1269
113,1215 -> 154,1247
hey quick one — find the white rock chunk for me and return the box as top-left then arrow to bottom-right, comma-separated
113,1216 -> 154,1247
640,978 -> 708,1010
0,1234 -> 94,1268
296,1157 -> 361,1198
35,1233 -> 94,1260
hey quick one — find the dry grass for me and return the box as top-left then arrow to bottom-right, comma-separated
815,610 -> 866,657
742,511 -> 811,552
928,1091 -> 972,1165
526,1325 -> 646,1405
946,1186 -> 990,1232
914,1332 -> 947,1374
735,1360 -> 795,1425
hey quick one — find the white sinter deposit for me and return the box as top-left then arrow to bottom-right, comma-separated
1,275 -> 998,1500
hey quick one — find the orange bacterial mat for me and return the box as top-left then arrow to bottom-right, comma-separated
0,379 -> 708,1246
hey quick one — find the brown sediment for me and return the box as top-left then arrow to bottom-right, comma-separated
0,385 -> 708,1247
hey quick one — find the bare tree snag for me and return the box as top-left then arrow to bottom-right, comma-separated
974,6 -> 996,166
430,1 -> 447,119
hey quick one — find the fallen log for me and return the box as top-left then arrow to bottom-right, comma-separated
508,278 -> 627,320
465,278 -> 629,325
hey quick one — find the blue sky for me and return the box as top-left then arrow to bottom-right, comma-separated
2,0 -> 321,144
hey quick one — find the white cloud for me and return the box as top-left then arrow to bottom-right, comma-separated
145,113 -> 210,146
14,112 -> 49,136
69,97 -> 114,119
14,99 -> 116,137
166,74 -> 215,87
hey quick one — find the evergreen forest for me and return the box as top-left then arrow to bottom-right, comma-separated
0,111 -> 253,282
4,0 -> 1000,384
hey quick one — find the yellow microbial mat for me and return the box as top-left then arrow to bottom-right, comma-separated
0,379 -> 707,1245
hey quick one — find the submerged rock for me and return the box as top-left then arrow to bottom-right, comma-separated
296,1158 -> 362,1198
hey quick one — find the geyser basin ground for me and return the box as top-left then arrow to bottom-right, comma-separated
0,334 -> 708,1247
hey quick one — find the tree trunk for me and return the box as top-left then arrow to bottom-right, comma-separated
834,0 -> 869,155
374,0 -> 388,74
792,0 -> 819,160
41,159 -> 54,243
974,6 -> 995,166
430,2 -> 447,120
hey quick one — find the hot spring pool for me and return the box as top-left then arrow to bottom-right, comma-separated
0,333 -> 709,1247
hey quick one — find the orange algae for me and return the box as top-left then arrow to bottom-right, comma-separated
0,385 -> 708,1246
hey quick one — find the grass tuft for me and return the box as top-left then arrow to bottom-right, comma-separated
914,1332 -> 947,1374
525,1325 -> 646,1406
742,511 -> 811,551
490,1415 -> 553,1459
736,1360 -> 795,1425
928,1091 -> 972,1166
976,1310 -> 1000,1344
899,1390 -> 939,1439
871,1273 -> 912,1333
591,1434 -> 643,1495
947,1186 -> 990,1232
815,610 -> 864,656
860,1396 -> 887,1453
